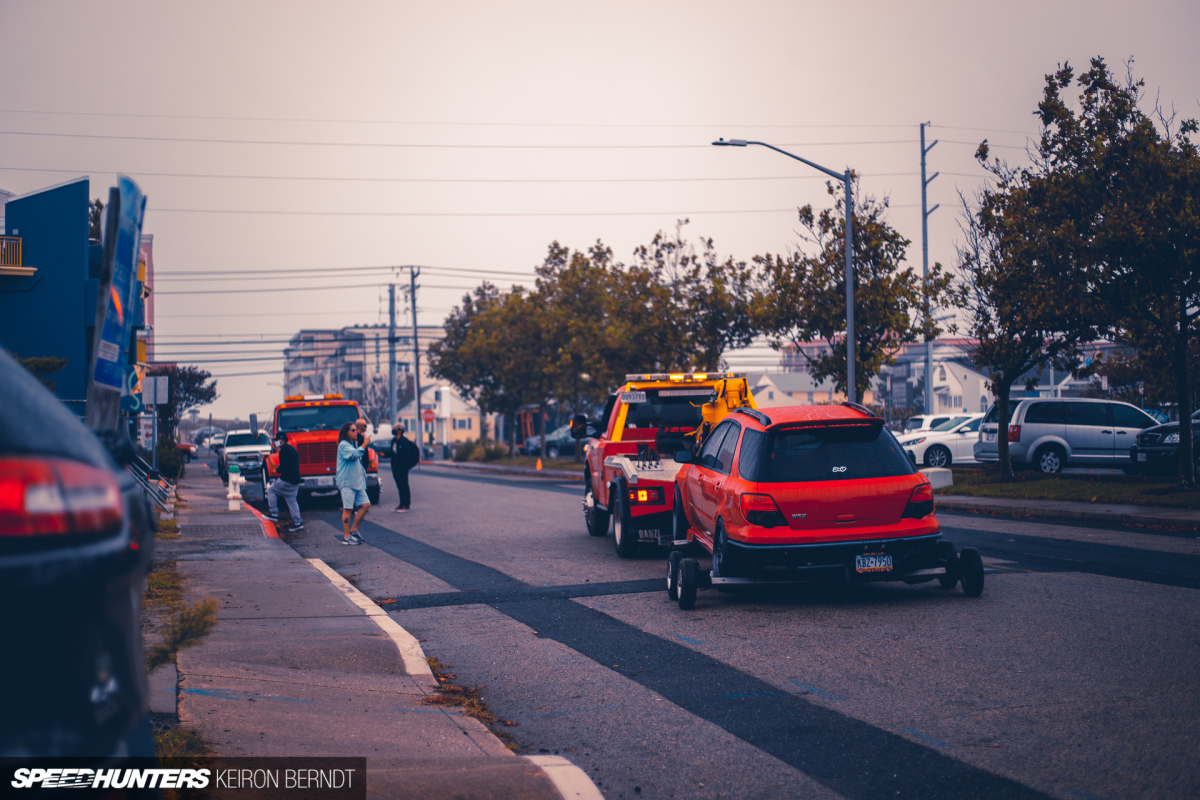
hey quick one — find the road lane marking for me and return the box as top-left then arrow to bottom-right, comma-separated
675,634 -> 704,646
789,681 -> 841,701
905,728 -> 951,748
306,557 -> 434,682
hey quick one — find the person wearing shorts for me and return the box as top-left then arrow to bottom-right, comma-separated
336,421 -> 371,544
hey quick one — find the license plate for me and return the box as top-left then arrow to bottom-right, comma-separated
984,431 -> 997,442
1138,453 -> 1147,462
855,553 -> 893,573
314,476 -> 334,487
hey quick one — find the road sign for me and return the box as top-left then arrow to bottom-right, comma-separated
92,176 -> 147,392
421,409 -> 436,423
145,375 -> 168,406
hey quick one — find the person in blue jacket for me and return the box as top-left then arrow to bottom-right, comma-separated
336,421 -> 371,544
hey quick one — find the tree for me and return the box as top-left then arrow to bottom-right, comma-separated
985,57 -> 1200,485
8,352 -> 68,392
146,364 -> 218,439
88,199 -> 104,241
750,177 -> 955,402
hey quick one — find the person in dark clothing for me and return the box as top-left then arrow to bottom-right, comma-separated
265,431 -> 303,530
388,422 -> 420,511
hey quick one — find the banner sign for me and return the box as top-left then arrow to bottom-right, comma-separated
92,175 -> 146,391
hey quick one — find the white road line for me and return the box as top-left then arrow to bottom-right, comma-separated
524,756 -> 606,800
305,558 -> 435,682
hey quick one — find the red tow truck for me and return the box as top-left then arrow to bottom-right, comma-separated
260,394 -> 381,505
571,372 -> 758,558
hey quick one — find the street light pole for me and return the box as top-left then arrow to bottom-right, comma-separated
919,123 -> 940,414
712,139 -> 856,402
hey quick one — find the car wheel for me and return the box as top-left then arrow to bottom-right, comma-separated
959,547 -> 985,597
678,557 -> 698,610
583,476 -> 610,537
936,541 -> 958,590
1034,444 -> 1065,474
667,550 -> 683,601
547,446 -> 559,460
924,445 -> 951,469
711,520 -> 739,579
612,485 -> 638,559
672,485 -> 690,543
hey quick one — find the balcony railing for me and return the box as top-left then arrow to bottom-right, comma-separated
0,237 -> 34,276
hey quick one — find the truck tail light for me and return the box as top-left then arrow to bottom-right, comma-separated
627,486 -> 663,505
0,457 -> 123,537
901,482 -> 935,519
739,493 -> 785,528
1008,425 -> 1021,442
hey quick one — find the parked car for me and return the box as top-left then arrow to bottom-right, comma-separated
898,413 -> 985,467
902,414 -> 960,434
1128,409 -> 1200,475
206,431 -> 226,453
1143,408 -> 1169,425
975,398 -> 1159,473
176,441 -> 198,462
0,350 -> 156,757
523,423 -> 588,459
667,403 -> 984,609
217,429 -> 272,483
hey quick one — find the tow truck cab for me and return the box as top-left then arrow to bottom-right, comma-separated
262,394 -> 380,504
576,372 -> 757,556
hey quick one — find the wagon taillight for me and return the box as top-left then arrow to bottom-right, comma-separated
739,493 -> 786,528
901,482 -> 935,519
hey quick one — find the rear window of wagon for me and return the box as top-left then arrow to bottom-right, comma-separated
739,425 -> 916,483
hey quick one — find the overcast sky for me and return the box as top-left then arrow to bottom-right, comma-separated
2,0 -> 1198,419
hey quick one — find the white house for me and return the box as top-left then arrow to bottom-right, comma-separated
396,384 -> 495,446
931,360 -> 994,414
751,372 -> 875,408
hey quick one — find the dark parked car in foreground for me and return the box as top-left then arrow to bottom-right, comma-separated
0,351 -> 156,758
1128,409 -> 1200,475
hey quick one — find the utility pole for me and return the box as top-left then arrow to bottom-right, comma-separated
388,283 -> 397,426
843,168 -> 855,403
409,266 -> 422,446
920,122 -> 940,414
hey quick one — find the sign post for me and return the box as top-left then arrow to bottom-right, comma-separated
145,375 -> 168,472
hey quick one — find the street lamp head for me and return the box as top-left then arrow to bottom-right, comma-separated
712,138 -> 748,147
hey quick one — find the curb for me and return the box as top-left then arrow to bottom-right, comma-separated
305,557 -> 436,684
524,756 -> 605,800
935,495 -> 1200,529
422,461 -> 584,481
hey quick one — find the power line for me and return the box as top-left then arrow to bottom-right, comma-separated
154,281 -> 503,296
0,164 -> 919,184
154,263 -> 536,281
0,130 -> 916,149
148,205 -> 920,219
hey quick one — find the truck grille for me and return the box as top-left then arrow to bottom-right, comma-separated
297,441 -> 337,466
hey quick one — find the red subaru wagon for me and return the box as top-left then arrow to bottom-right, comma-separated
667,403 -> 984,609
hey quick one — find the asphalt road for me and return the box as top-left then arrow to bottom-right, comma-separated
279,463 -> 1200,800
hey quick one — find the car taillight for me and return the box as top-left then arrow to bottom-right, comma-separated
901,482 -> 935,519
1008,425 -> 1021,442
739,493 -> 786,528
0,457 -> 123,536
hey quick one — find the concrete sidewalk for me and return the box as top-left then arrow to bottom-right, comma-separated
162,469 -> 600,799
936,493 -> 1200,529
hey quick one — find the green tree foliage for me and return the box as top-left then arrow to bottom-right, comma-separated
146,364 -> 218,437
9,352 -> 68,392
749,178 -> 954,402
88,199 -> 104,241
975,57 -> 1200,484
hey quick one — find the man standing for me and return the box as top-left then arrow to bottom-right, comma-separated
336,420 -> 371,545
388,422 -> 420,512
264,432 -> 303,531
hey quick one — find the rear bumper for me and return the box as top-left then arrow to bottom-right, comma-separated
294,473 -> 380,493
724,532 -> 945,581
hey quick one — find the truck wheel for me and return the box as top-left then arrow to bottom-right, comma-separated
612,486 -> 638,559
667,550 -> 683,601
959,547 -> 985,597
583,476 -> 609,537
936,541 -> 958,589
672,485 -> 690,543
367,486 -> 381,505
678,558 -> 698,610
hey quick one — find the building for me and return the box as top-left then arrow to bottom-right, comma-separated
397,383 -> 492,447
0,178 -> 150,415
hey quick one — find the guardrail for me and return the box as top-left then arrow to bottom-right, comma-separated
0,236 -> 22,267
126,452 -> 174,512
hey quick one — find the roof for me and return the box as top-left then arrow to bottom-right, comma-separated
752,372 -> 833,394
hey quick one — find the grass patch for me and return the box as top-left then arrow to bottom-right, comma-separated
423,657 -> 518,750
144,562 -> 184,609
939,469 -> 1200,509
474,456 -> 586,472
156,518 -> 179,539
155,726 -> 210,758
146,598 -> 219,671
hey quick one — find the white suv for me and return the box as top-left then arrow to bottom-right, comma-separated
218,429 -> 273,483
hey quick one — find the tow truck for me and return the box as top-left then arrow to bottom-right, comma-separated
570,372 -> 758,558
260,394 -> 381,505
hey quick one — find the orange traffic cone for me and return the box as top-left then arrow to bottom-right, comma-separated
536,458 -> 543,471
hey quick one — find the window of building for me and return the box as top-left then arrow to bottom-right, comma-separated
434,390 -> 442,402
938,365 -> 947,381
768,391 -> 774,400
807,391 -> 814,402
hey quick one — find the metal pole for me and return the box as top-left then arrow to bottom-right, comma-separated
844,169 -> 855,403
409,266 -> 422,447
388,283 -> 397,425
920,123 -> 939,414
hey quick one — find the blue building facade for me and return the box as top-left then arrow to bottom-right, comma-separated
0,178 -> 146,410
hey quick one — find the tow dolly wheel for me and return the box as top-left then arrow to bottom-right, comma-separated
936,541 -> 958,590
959,547 -> 985,597
667,550 -> 683,601
678,558 -> 698,610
